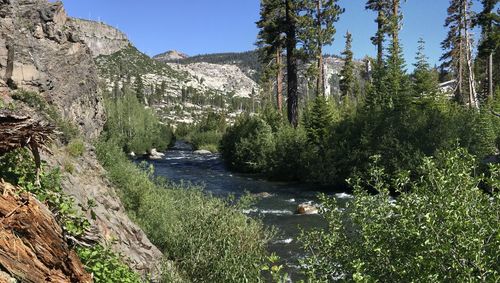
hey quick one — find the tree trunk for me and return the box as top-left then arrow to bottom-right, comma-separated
488,52 -> 493,99
464,1 -> 478,109
276,47 -> 283,112
376,6 -> 384,66
316,0 -> 325,97
0,181 -> 92,283
286,0 -> 299,128
457,10 -> 464,103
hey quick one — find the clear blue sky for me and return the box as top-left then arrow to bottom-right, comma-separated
62,0 -> 484,70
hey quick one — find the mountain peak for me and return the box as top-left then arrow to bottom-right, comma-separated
153,50 -> 189,61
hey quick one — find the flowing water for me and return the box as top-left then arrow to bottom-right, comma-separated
147,141 -> 353,281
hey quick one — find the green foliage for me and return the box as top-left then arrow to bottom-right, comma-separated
102,90 -> 174,153
66,139 -> 85,157
267,124 -> 307,181
221,115 -> 275,173
95,140 -> 271,282
261,253 -> 289,283
77,245 -> 141,283
412,38 -> 439,98
0,149 -> 90,237
303,96 -> 334,149
191,130 -> 222,153
300,148 -> 500,282
339,31 -> 356,98
221,98 -> 498,187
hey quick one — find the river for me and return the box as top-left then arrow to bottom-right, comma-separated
147,141 -> 353,281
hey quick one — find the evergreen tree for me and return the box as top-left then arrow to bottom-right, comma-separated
412,38 -> 439,97
441,0 -> 479,108
304,95 -> 333,150
256,0 -> 286,112
134,75 -> 145,104
301,0 -> 344,96
384,0 -> 407,107
365,0 -> 390,108
476,0 -> 499,100
339,31 -> 355,98
365,0 -> 390,67
257,0 -> 301,127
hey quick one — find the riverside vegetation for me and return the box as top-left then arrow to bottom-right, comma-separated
217,0 -> 500,281
2,90 -> 273,282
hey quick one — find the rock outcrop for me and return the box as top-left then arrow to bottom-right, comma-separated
0,0 -> 167,279
45,146 -> 165,278
70,18 -> 130,57
153,50 -> 189,62
0,0 -> 105,139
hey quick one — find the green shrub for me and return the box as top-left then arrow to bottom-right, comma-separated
0,149 -> 89,236
300,148 -> 500,282
77,245 -> 141,283
103,90 -> 174,153
95,140 -> 271,282
267,125 -> 307,180
197,143 -> 219,153
67,139 -> 85,157
221,115 -> 275,173
191,130 -> 222,152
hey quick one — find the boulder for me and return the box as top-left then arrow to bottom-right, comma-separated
148,148 -> 165,159
254,192 -> 272,198
296,203 -> 319,215
194,149 -> 212,155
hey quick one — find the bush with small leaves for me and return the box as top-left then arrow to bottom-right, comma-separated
300,148 -> 500,282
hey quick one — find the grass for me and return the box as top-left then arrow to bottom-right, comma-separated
95,139 -> 271,282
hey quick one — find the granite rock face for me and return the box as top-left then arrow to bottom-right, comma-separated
70,18 -> 130,57
45,146 -> 164,279
0,0 -> 105,139
0,0 -> 167,279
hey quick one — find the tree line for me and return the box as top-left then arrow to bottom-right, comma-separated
257,0 -> 499,125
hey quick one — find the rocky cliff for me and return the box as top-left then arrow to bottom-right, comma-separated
71,18 -> 130,57
153,50 -> 189,62
0,0 -> 104,139
0,0 -> 165,279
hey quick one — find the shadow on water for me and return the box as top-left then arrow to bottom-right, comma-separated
145,141 -> 353,281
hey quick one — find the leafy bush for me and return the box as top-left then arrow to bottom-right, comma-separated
300,148 -> 500,282
267,125 -> 307,180
191,130 -> 222,152
221,115 -> 275,173
0,149 -> 89,236
221,98 -> 499,188
66,139 -> 85,157
77,245 -> 141,283
96,140 -> 271,282
102,90 -> 174,153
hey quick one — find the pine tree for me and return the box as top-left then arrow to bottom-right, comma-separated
384,0 -> 407,107
256,0 -> 286,112
365,0 -> 390,108
134,75 -> 145,104
441,0 -> 479,108
339,31 -> 355,98
365,0 -> 390,67
476,0 -> 499,100
413,38 -> 439,97
301,0 -> 344,97
257,0 -> 301,127
304,95 -> 333,150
